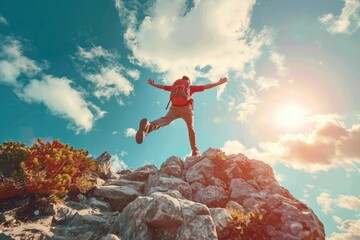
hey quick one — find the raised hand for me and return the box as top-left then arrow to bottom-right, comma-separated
219,77 -> 228,84
147,79 -> 155,85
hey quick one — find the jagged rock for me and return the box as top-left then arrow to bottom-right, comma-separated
226,201 -> 245,211
185,158 -> 214,184
109,196 -> 154,239
92,185 -> 141,211
230,178 -> 259,203
210,208 -> 233,240
261,182 -> 291,198
176,215 -> 217,240
193,186 -> 229,207
202,147 -> 223,158
190,181 -> 206,192
184,156 -> 202,170
143,193 -> 184,230
242,197 -> 264,212
86,197 -> 111,211
160,156 -> 184,178
0,148 -> 325,240
145,173 -> 192,199
96,152 -> 112,177
119,164 -> 158,181
104,178 -> 145,193
110,191 -> 217,239
263,194 -> 325,239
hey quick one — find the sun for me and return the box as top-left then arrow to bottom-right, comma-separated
274,102 -> 308,131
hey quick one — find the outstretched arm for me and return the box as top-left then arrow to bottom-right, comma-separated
203,77 -> 228,90
147,79 -> 165,89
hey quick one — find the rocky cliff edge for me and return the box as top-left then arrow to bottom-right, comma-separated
0,148 -> 325,240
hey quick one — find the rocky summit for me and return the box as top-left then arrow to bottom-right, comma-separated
0,148 -> 325,240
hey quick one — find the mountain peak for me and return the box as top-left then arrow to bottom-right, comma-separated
1,147 -> 325,239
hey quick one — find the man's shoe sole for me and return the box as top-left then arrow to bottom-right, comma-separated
136,118 -> 148,144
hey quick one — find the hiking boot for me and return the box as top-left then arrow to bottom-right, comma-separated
136,118 -> 149,144
192,149 -> 200,157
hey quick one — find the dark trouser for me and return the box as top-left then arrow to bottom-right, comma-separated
148,104 -> 198,152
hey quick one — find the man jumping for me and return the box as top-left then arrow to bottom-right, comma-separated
136,75 -> 228,156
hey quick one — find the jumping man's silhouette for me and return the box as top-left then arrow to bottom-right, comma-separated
136,75 -> 228,156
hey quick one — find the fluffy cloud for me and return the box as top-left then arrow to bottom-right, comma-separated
336,195 -> 360,211
222,114 -> 360,172
110,154 -> 128,172
236,84 -> 260,123
329,219 -> 360,240
116,0 -> 273,85
319,0 -> 360,34
255,76 -> 280,91
317,192 -> 334,214
20,75 -> 106,133
84,67 -> 134,100
0,15 -> 8,25
0,37 -> 41,86
75,46 -> 138,105
316,192 -> 360,215
270,51 -> 287,76
77,46 -> 114,62
125,128 -> 136,137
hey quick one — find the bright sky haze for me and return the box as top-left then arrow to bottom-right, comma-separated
0,0 -> 359,238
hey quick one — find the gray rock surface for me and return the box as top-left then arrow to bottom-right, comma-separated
0,148 -> 325,240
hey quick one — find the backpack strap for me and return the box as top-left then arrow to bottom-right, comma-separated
165,99 -> 171,110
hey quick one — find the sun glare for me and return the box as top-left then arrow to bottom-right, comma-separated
274,102 -> 308,131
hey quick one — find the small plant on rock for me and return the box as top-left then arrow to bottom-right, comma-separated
227,208 -> 263,238
0,141 -> 28,199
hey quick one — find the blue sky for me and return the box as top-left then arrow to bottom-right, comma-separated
0,0 -> 359,238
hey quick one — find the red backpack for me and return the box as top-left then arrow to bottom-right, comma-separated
166,79 -> 191,109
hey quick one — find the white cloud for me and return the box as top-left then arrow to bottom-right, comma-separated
270,51 -> 287,75
336,195 -> 360,211
125,128 -> 136,137
256,76 -> 280,91
77,46 -> 114,62
319,0 -> 360,34
221,114 -> 360,172
0,15 -> 8,25
117,0 -> 273,87
258,115 -> 360,172
0,38 -> 41,85
75,46 -> 137,105
316,192 -> 360,217
317,192 -> 333,214
84,66 -> 134,100
221,139 -> 266,162
274,172 -> 285,183
20,75 -> 105,133
111,154 -> 128,172
236,84 -> 260,123
329,219 -> 360,240
333,216 -> 343,224
126,69 -> 140,80
120,150 -> 128,157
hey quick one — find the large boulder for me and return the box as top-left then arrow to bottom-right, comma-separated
193,186 -> 229,207
92,185 -> 141,211
185,158 -> 214,184
160,156 -> 184,178
110,191 -> 217,240
145,173 -> 192,199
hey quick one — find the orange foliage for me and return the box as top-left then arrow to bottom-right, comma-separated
0,139 -> 99,201
23,139 -> 98,196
